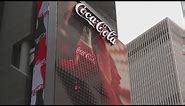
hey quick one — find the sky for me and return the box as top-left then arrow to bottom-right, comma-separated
115,1 -> 185,44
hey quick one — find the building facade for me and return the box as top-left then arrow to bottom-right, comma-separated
0,2 -> 36,104
127,17 -> 185,105
0,1 -> 131,105
180,1 -> 185,55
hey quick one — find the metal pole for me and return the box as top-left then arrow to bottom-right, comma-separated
44,1 -> 57,105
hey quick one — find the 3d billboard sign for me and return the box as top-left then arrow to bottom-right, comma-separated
31,1 -> 130,105
55,1 -> 131,105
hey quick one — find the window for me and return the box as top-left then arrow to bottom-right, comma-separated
11,36 -> 35,76
12,43 -> 21,69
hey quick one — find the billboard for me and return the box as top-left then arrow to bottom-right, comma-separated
54,1 -> 131,105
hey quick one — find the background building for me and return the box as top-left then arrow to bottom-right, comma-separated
127,17 -> 185,105
181,1 -> 185,18
0,1 -> 130,105
180,1 -> 185,55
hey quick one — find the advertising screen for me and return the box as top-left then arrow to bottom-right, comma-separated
54,1 -> 131,105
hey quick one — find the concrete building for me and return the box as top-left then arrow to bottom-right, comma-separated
127,17 -> 185,105
0,2 -> 36,104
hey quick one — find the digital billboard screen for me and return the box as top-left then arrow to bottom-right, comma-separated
54,1 -> 131,105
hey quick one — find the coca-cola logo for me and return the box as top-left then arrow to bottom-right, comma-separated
75,3 -> 118,45
76,47 -> 95,64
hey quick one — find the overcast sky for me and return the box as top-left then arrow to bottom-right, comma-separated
115,1 -> 185,44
